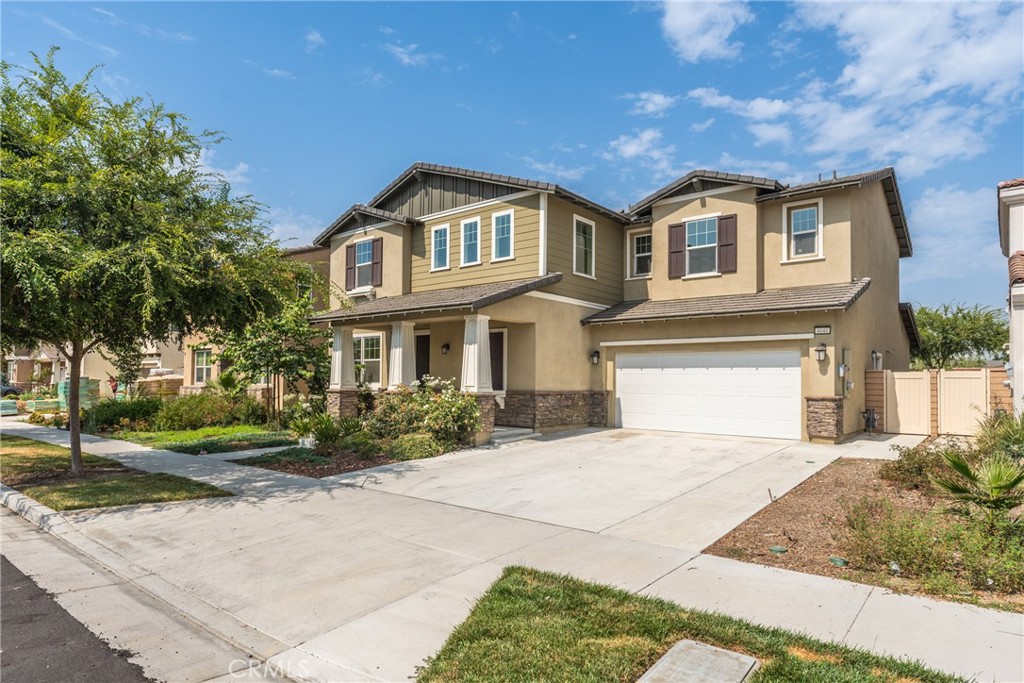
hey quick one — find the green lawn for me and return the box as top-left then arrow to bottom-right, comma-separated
0,435 -> 232,511
417,566 -> 962,683
234,446 -> 327,466
112,425 -> 296,454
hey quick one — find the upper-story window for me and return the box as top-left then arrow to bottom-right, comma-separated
631,232 -> 652,277
431,224 -> 450,271
686,217 -> 718,275
461,217 -> 481,267
354,240 -> 374,287
573,215 -> 595,278
783,198 -> 824,261
491,210 -> 514,262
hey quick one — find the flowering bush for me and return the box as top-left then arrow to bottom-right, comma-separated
364,376 -> 480,446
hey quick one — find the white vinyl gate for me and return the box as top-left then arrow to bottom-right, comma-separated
614,350 -> 802,440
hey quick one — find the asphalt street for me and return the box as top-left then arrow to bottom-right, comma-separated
1,555 -> 153,683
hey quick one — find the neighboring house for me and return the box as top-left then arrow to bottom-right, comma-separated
180,244 -> 331,402
3,342 -> 184,396
313,162 -> 918,443
998,178 -> 1024,414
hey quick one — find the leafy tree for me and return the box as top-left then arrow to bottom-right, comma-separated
210,291 -> 331,422
912,304 -> 1008,369
1,49 -> 295,474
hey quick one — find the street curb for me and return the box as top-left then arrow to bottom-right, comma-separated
0,485 -> 300,679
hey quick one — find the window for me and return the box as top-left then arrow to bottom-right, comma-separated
783,199 -> 823,260
631,232 -> 652,277
573,215 -> 595,277
431,225 -> 449,271
491,210 -> 514,261
5,361 -> 15,383
194,349 -> 213,384
461,217 -> 481,266
353,335 -> 382,386
354,240 -> 374,288
685,217 -> 718,275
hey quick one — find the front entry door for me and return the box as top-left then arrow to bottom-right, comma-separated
489,331 -> 505,391
415,334 -> 430,381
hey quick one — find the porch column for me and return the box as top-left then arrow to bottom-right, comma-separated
388,321 -> 417,388
461,314 -> 492,393
331,327 -> 357,389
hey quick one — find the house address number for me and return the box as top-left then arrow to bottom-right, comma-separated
814,325 -> 832,335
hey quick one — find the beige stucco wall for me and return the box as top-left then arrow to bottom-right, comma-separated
544,196 -> 625,306
761,190 -> 853,290
330,223 -> 409,303
642,187 -> 761,300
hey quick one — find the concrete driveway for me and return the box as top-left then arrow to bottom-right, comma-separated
7,424 -> 1016,683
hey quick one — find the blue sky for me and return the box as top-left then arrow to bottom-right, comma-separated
4,1 -> 1022,309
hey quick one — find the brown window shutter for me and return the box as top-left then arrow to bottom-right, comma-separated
718,214 -> 737,273
370,237 -> 383,287
668,223 -> 686,278
344,244 -> 356,290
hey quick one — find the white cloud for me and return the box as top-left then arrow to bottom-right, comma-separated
690,117 -> 715,133
604,128 -> 681,181
353,68 -> 390,88
521,157 -> 592,183
305,29 -> 325,53
688,88 -> 789,120
715,152 -> 793,180
622,91 -> 679,118
198,149 -> 250,186
91,7 -> 193,43
661,1 -> 753,63
379,26 -> 396,35
241,59 -> 296,80
383,42 -> 442,67
902,185 -> 1003,284
265,207 -> 326,246
748,122 -> 791,147
38,14 -> 119,57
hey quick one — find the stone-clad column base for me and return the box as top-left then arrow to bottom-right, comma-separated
806,396 -> 844,443
327,389 -> 361,418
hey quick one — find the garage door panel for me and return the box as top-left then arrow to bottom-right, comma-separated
615,350 -> 801,440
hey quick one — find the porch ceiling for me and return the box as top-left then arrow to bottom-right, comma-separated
311,273 -> 562,325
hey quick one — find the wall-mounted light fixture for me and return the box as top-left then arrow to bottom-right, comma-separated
589,350 -> 601,365
815,343 -> 827,362
441,343 -> 450,355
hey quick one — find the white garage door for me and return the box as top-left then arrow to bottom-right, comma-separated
614,350 -> 802,439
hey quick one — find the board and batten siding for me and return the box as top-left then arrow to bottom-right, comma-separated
410,194 -> 541,292
544,196 -> 624,306
378,173 -> 524,218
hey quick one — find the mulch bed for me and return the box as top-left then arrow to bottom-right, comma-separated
705,457 -> 1023,610
233,451 -> 400,479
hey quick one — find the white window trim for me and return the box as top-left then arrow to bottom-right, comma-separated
490,209 -> 515,263
193,349 -> 213,385
572,214 -> 597,279
624,226 -> 652,281
685,216 -> 719,276
460,216 -> 482,268
353,333 -> 384,389
781,197 -> 824,262
430,224 -> 450,272
630,230 -> 653,279
490,327 -> 508,395
351,235 -> 375,290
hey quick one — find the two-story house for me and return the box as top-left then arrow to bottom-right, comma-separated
999,178 -> 1024,414
314,163 -> 918,442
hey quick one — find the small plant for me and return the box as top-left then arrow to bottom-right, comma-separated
309,413 -> 342,445
337,431 -> 381,460
976,412 -> 1024,460
931,450 -> 1024,528
338,416 -> 363,437
881,440 -> 976,491
204,367 -> 250,401
389,433 -> 443,461
289,413 -> 316,438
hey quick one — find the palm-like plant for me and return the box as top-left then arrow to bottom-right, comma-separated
205,367 -> 249,401
931,450 -> 1024,527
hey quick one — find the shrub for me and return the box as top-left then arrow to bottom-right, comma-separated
364,377 -> 480,446
364,387 -> 424,439
976,412 -> 1024,460
389,433 -> 443,461
931,450 -> 1024,527
84,397 -> 163,432
309,413 -> 342,445
338,416 -> 363,437
880,440 -> 976,491
338,431 -> 381,460
154,393 -> 266,431
289,413 -> 316,438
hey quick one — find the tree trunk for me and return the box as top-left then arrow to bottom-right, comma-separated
68,340 -> 85,476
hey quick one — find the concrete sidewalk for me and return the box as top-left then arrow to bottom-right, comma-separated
1,423 -> 1020,682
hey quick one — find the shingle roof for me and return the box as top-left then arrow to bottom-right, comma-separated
757,167 -> 912,258
629,170 -> 785,215
1010,252 -> 1024,287
899,302 -> 921,351
313,204 -> 421,246
583,278 -> 871,325
368,162 -> 629,224
311,273 -> 563,323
